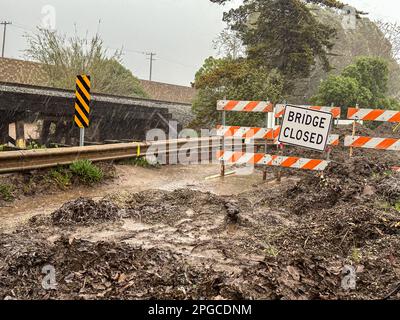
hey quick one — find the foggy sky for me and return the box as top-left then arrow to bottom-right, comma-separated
1,0 -> 399,86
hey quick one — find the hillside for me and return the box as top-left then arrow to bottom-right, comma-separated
291,5 -> 400,103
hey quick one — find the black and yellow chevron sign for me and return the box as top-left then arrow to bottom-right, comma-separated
74,75 -> 91,128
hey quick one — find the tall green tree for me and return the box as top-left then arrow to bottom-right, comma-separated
341,57 -> 389,99
210,0 -> 343,90
191,57 -> 284,128
312,57 -> 400,113
25,28 -> 147,97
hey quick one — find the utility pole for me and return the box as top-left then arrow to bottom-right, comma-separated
146,52 -> 156,81
1,21 -> 12,58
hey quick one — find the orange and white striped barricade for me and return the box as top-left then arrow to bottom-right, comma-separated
216,125 -> 340,146
345,108 -> 400,157
216,151 -> 330,171
216,125 -> 277,140
216,100 -> 274,178
344,136 -> 400,151
347,108 -> 400,123
217,100 -> 274,113
275,104 -> 341,119
216,102 -> 336,178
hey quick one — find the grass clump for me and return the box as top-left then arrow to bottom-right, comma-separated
350,247 -> 363,264
27,141 -> 45,150
0,183 -> 14,201
264,244 -> 279,258
49,167 -> 72,188
69,160 -> 104,185
120,156 -> 159,168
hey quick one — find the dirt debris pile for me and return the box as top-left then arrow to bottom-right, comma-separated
279,155 -> 398,215
51,198 -> 121,226
118,189 -> 244,224
0,235 -> 233,300
233,232 -> 400,300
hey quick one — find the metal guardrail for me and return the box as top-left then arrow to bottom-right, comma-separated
0,137 -> 222,174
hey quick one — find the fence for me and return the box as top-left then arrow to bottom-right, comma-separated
216,103 -> 399,179
345,107 -> 400,152
215,102 -> 341,179
216,100 -> 273,178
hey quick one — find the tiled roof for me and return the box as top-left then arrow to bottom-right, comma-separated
140,79 -> 196,105
0,57 -> 196,104
0,57 -> 48,86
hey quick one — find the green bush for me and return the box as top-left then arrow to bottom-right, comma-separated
69,160 -> 103,185
312,57 -> 400,113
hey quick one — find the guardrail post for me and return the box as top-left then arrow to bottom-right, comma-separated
79,127 -> 85,147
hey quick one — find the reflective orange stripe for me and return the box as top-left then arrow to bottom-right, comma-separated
264,103 -> 274,112
281,157 -> 300,168
244,128 -> 260,139
243,101 -> 259,111
302,160 -> 322,170
332,108 -> 341,118
225,126 -> 240,137
388,113 -> 400,122
224,101 -> 239,110
352,136 -> 372,147
347,108 -> 359,118
250,153 -> 264,164
376,138 -> 397,149
229,152 -> 244,163
364,109 -> 385,121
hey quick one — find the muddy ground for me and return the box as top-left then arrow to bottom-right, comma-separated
0,124 -> 399,300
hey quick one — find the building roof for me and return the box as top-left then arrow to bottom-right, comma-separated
0,57 -> 48,86
0,57 -> 196,105
139,79 -> 196,105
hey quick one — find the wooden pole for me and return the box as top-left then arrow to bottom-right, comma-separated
220,97 -> 226,177
263,112 -> 268,181
349,104 -> 359,158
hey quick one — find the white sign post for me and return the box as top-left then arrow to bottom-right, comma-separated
278,105 -> 333,152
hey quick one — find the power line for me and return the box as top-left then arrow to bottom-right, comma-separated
10,22 -> 35,33
1,21 -> 12,58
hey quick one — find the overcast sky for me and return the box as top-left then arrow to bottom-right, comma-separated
1,0 -> 399,86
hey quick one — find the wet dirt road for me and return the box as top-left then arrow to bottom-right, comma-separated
0,164 -> 276,232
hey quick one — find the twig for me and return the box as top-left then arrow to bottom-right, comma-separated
383,283 -> 400,300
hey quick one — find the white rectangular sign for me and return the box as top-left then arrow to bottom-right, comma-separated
278,105 -> 333,152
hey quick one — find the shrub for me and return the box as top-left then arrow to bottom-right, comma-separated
69,160 -> 103,185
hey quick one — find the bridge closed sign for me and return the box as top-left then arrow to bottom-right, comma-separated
278,105 -> 333,152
